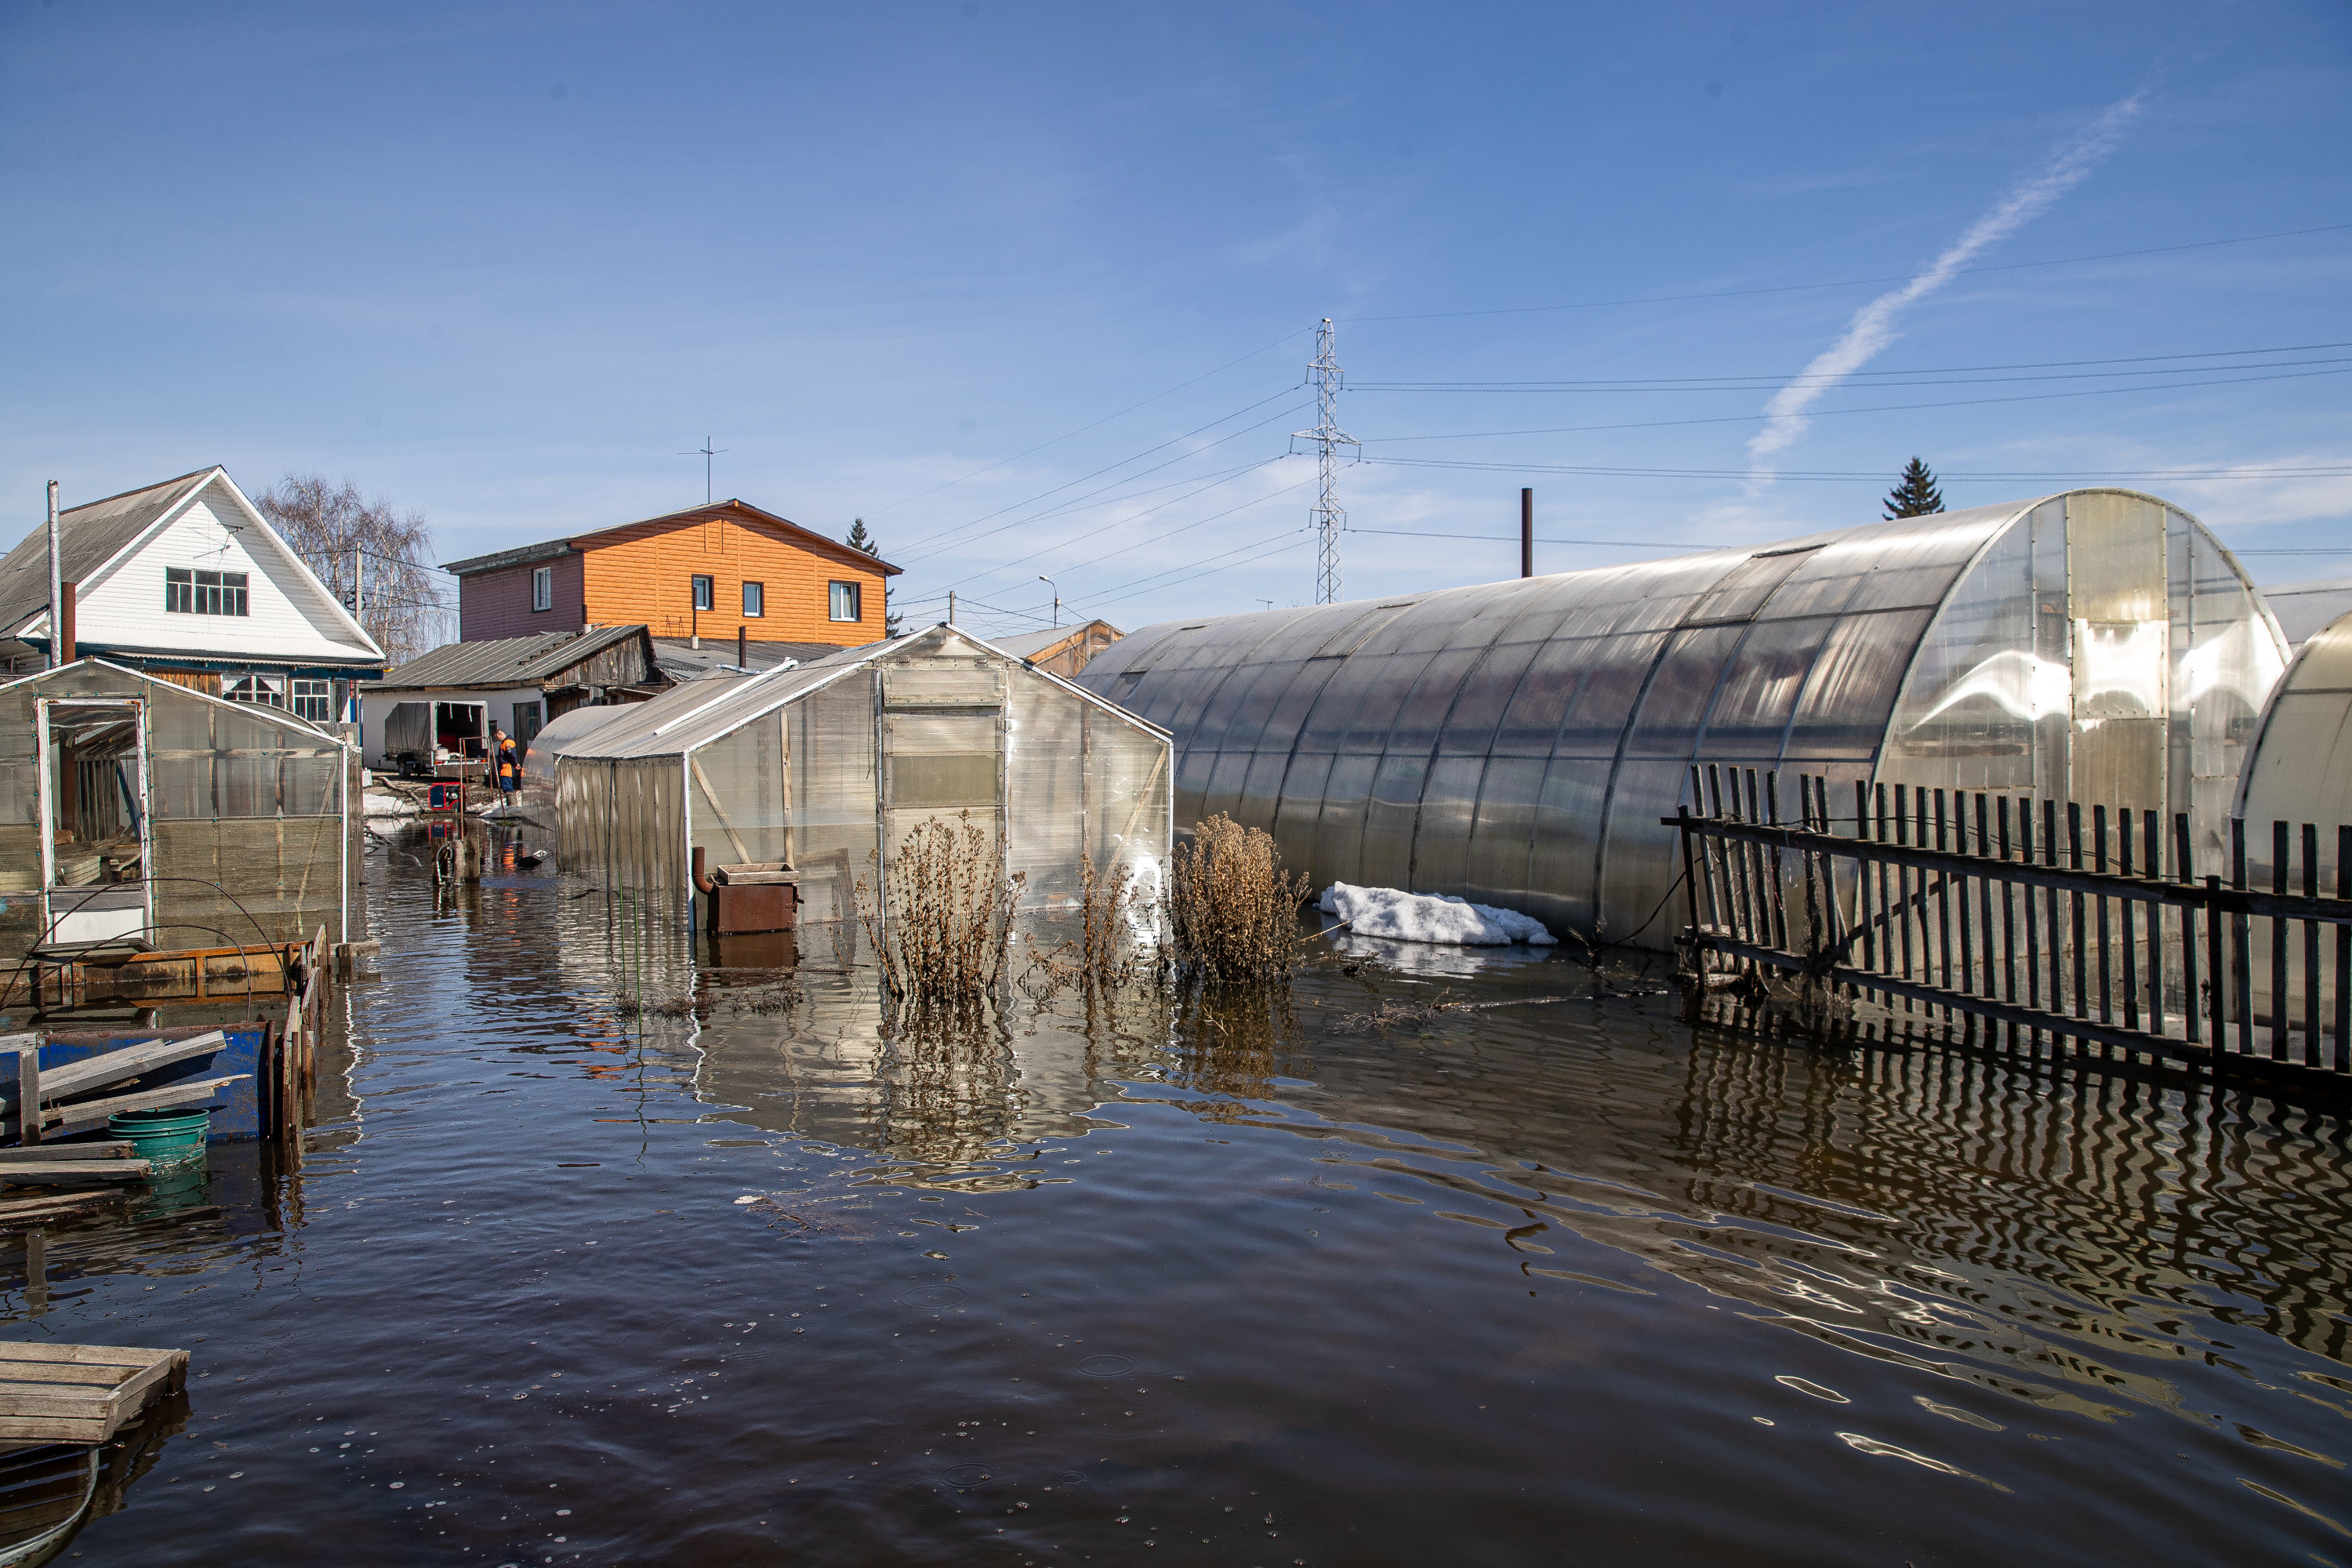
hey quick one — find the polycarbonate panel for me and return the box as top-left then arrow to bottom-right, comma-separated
1406,753 -> 1487,889
1314,753 -> 1379,885
789,669 -> 879,927
1270,751 -> 1334,844
1357,753 -> 1428,890
1233,748 -> 1294,832
1695,615 -> 1838,759
1004,671 -> 1080,906
1200,750 -> 1254,823
1435,636 -> 1546,757
687,715 -> 789,873
1378,643 -> 1497,756
1084,707 -> 1173,879
1621,625 -> 1750,758
1788,607 -> 1936,761
1526,757 -> 1611,933
1338,650 -> 1444,753
1461,756 -> 1544,909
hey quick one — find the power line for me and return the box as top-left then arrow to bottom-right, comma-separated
1361,456 -> 2352,481
892,389 -> 1306,560
1356,364 -> 2352,446
1351,348 -> 2352,393
1336,222 -> 2352,325
862,326 -> 1313,520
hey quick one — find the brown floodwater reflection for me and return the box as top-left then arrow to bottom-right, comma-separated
2,821 -> 2350,1565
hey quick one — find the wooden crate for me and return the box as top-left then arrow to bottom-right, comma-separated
0,1344 -> 188,1446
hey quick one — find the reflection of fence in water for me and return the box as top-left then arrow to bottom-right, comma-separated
1672,765 -> 2352,1080
1672,1029 -> 2352,1368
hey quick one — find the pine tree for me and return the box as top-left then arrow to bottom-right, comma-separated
1883,458 -> 1945,519
844,518 -> 902,633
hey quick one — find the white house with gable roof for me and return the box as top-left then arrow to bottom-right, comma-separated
0,466 -> 385,718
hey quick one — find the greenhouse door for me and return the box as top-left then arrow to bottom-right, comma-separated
2067,495 -> 2169,812
878,665 -> 1007,875
36,697 -> 154,948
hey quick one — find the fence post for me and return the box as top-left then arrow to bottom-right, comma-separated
2303,822 -> 2321,1069
2232,818 -> 2254,1060
2174,813 -> 2201,1051
2337,824 -> 2350,1075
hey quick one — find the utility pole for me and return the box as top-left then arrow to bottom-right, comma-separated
45,482 -> 61,669
1291,319 -> 1358,604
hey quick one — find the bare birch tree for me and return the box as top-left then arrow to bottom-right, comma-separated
256,474 -> 451,665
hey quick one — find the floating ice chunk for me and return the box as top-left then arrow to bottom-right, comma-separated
1318,882 -> 1557,946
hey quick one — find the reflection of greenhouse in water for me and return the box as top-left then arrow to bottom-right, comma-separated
1080,492 -> 2286,946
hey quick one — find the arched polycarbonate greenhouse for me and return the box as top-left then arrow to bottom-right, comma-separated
2238,607 -> 2352,877
1077,491 -> 2288,949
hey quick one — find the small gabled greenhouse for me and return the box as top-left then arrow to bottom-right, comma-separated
0,659 -> 354,965
553,625 -> 1173,932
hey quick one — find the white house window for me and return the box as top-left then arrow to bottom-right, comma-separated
532,565 -> 553,612
292,678 -> 334,721
829,581 -> 862,622
742,581 -> 764,617
692,575 -> 714,612
165,568 -> 249,615
225,673 -> 287,708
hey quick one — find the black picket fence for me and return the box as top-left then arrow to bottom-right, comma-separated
1667,765 -> 2352,1079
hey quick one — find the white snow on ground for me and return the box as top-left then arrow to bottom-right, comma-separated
361,791 -> 419,818
1319,882 -> 1557,946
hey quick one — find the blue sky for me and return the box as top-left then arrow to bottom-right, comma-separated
5,1 -> 2348,641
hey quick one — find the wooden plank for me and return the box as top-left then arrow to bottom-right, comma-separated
0,1385 -> 113,1417
101,1353 -> 185,1414
32,1033 -> 226,1104
0,1161 -> 153,1183
39,1075 -> 247,1135
0,1143 -> 133,1163
14,1055 -> 34,1149
0,1193 -> 121,1225
0,1363 -> 136,1388
0,1344 -> 174,1369
0,1417 -> 107,1443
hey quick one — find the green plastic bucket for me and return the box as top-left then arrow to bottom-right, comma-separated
108,1109 -> 211,1166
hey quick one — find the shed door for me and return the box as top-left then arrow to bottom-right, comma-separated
2067,493 -> 2168,811
880,666 -> 1007,866
37,698 -> 154,948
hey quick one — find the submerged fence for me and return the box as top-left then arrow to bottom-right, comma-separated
1668,766 -> 2352,1080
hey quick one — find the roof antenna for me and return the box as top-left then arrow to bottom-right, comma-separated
679,437 -> 728,505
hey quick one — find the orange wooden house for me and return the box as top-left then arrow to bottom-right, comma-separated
445,499 -> 901,647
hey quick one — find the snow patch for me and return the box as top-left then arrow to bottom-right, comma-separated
1319,882 -> 1557,946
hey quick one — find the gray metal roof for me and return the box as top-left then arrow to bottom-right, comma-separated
989,621 -> 1121,659
0,467 -> 217,637
379,624 -> 655,690
651,636 -> 839,683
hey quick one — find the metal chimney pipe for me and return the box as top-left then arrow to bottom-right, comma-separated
45,481 -> 60,668
59,582 -> 75,664
737,624 -> 747,670
1520,488 -> 1534,579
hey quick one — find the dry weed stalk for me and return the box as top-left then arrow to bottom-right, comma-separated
855,811 -> 1023,1009
1167,814 -> 1312,983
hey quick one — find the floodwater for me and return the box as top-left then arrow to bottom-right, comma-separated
10,823 -> 2352,1566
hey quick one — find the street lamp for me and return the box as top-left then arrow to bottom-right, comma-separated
1039,575 -> 1059,630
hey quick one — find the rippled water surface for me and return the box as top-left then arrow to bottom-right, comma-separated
13,828 -> 2352,1566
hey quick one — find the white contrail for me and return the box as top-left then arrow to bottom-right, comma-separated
1746,93 -> 2146,478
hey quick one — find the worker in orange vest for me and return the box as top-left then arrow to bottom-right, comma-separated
495,731 -> 521,796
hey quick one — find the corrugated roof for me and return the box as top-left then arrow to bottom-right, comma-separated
379,625 -> 655,689
651,636 -> 840,683
990,620 -> 1121,660
441,499 -> 903,578
0,468 -> 218,637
